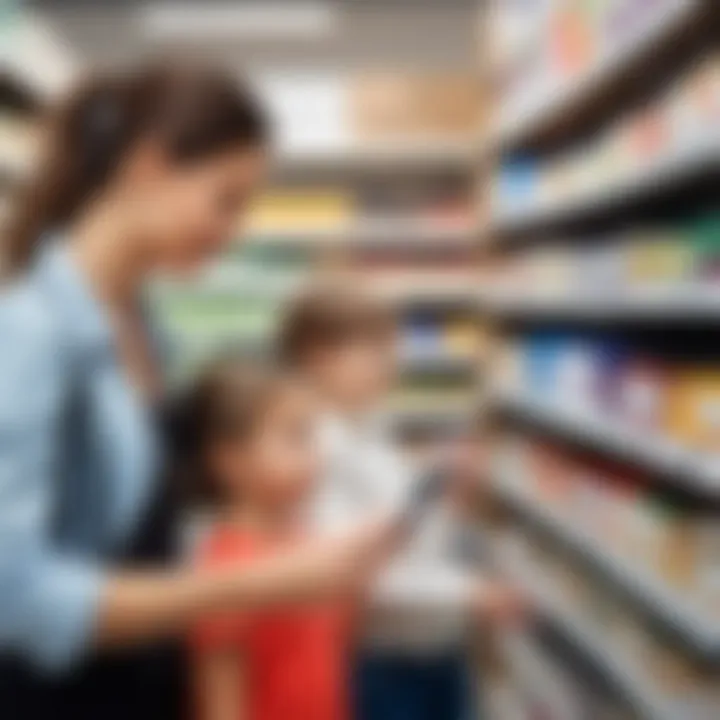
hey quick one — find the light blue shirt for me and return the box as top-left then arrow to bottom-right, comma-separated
0,242 -> 160,674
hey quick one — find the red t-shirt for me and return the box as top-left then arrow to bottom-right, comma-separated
191,525 -> 349,720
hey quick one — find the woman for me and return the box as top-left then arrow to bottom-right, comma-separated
0,63 -> 401,720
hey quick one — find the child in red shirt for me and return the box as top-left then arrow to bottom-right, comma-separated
187,360 -> 351,720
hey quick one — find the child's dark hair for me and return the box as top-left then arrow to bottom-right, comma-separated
173,356 -> 291,507
278,285 -> 396,368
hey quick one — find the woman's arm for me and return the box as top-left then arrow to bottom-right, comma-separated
195,649 -> 246,720
0,300 -> 402,672
96,517 -> 397,648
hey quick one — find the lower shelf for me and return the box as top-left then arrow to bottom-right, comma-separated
491,478 -> 720,664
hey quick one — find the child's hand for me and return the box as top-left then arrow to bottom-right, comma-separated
470,579 -> 529,627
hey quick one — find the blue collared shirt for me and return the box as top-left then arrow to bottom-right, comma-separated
0,242 -> 160,673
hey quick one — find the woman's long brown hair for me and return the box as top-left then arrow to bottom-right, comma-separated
4,61 -> 269,275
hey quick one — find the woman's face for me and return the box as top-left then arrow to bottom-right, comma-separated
123,143 -> 268,274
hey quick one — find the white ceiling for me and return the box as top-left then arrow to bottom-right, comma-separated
29,2 -> 482,76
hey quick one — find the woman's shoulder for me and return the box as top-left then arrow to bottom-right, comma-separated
0,274 -> 62,350
0,276 -> 67,390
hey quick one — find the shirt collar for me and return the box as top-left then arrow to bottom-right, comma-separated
35,238 -> 115,352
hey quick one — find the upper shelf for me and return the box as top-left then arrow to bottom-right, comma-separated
487,0 -> 714,156
492,136 -> 720,238
272,139 -> 477,176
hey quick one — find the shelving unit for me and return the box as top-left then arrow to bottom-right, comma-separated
479,1 -> 720,717
493,476 -> 720,660
493,137 -> 720,238
498,556 -> 679,720
496,392 -> 720,498
481,289 -> 720,324
489,0 -> 710,154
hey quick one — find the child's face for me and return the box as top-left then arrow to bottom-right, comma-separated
218,384 -> 320,513
314,334 -> 398,410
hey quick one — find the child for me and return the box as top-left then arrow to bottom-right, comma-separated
186,359 -> 354,720
279,287 -> 523,720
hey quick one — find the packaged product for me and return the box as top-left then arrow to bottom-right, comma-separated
616,355 -> 669,432
693,516 -> 720,616
351,74 -> 478,140
664,365 -> 720,454
647,494 -> 697,591
247,189 -> 354,232
624,232 -> 694,292
521,332 -> 570,401
690,215 -> 720,283
674,52 -> 720,145
553,335 -> 600,413
592,339 -> 629,417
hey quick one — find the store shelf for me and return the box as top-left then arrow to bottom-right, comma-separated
274,139 -> 476,174
494,137 -> 720,237
497,392 -> 720,498
175,330 -> 473,378
493,478 -> 720,662
246,220 -> 479,249
489,0 -> 707,153
377,280 -> 478,306
400,353 -> 475,376
386,403 -> 473,433
481,288 -> 720,324
495,549 -> 679,720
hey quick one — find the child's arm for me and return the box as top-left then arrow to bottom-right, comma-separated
195,649 -> 247,720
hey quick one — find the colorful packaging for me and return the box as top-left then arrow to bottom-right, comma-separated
616,356 -> 669,432
664,367 -> 720,454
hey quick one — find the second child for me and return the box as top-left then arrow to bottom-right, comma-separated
279,287 -> 523,720
185,360 -> 355,720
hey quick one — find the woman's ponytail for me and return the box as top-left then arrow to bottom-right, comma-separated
5,75 -> 135,273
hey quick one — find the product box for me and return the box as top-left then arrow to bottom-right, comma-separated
616,355 -> 669,432
521,332 -> 569,402
624,232 -> 694,292
350,74 -> 479,140
554,335 -> 600,413
664,366 -> 720,454
247,190 -> 355,233
690,215 -> 720,283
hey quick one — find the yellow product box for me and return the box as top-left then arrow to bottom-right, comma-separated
247,190 -> 355,233
443,322 -> 477,357
664,368 -> 720,453
624,234 -> 693,289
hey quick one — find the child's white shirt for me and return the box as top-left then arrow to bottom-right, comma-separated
312,412 -> 476,653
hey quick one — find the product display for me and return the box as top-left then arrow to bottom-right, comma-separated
496,521 -> 719,717
499,435 -> 720,617
494,51 -> 720,219
496,0 -> 698,131
484,5 -> 720,716
488,217 -> 720,302
498,332 -> 720,470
